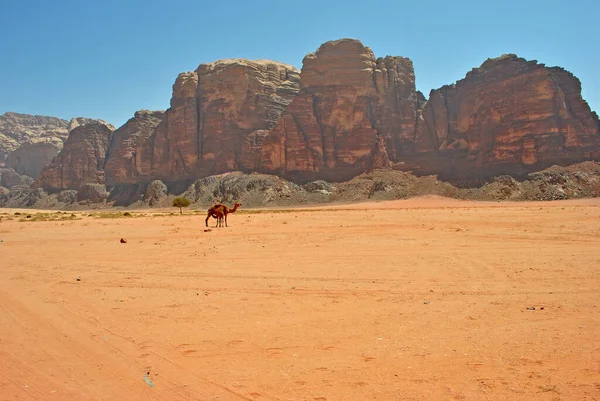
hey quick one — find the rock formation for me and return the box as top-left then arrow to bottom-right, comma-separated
34,122 -> 114,192
409,54 -> 600,180
6,39 -> 600,197
143,180 -> 168,206
5,137 -> 64,178
0,112 -> 69,162
104,110 -> 165,186
258,42 -> 599,182
103,59 -> 300,186
76,183 -> 109,203
0,112 -> 115,165
0,167 -> 34,188
259,38 -> 423,182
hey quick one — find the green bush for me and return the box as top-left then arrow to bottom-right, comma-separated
172,197 -> 191,215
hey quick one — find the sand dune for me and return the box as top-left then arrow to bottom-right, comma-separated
1,198 -> 599,400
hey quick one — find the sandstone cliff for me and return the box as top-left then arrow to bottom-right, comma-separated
9,39 -> 600,196
104,59 -> 300,186
409,54 -> 600,180
5,137 -> 64,178
34,122 -> 114,191
259,39 -> 422,182
104,110 -> 165,186
258,42 -> 599,182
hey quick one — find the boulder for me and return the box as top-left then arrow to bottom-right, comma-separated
0,167 -> 34,188
76,183 -> 109,203
143,180 -> 168,206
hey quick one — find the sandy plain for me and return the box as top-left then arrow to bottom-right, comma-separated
1,196 -> 599,400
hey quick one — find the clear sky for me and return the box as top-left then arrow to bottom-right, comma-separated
1,0 -> 597,128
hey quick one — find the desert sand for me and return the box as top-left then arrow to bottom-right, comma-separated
1,197 -> 599,400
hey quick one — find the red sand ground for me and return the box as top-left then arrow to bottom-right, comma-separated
1,197 -> 599,400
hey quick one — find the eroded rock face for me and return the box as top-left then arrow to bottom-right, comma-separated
0,112 -> 69,162
259,39 -> 421,182
0,112 -> 114,163
7,40 -> 600,196
34,122 -> 114,192
5,137 -> 64,178
102,60 -> 300,187
411,54 -> 600,180
104,110 -> 165,186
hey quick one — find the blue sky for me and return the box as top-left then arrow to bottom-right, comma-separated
1,0 -> 597,128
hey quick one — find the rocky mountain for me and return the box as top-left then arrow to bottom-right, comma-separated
0,112 -> 69,162
9,38 -> 600,206
257,40 -> 599,182
33,122 -> 114,191
259,39 -> 424,182
408,54 -> 600,181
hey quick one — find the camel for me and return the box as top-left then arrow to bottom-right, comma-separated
205,202 -> 241,228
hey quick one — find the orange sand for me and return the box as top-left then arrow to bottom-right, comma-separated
1,197 -> 599,400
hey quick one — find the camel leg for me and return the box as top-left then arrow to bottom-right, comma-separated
225,213 -> 228,227
205,212 -> 211,227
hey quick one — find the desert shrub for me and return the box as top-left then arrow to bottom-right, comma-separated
172,196 -> 191,215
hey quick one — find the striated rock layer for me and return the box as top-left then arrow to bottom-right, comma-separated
407,54 -> 600,181
259,39 -> 423,182
34,122 -> 114,192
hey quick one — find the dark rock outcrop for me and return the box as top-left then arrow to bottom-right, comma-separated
143,180 -> 168,206
34,122 -> 114,192
0,168 -> 34,188
76,183 -> 109,203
